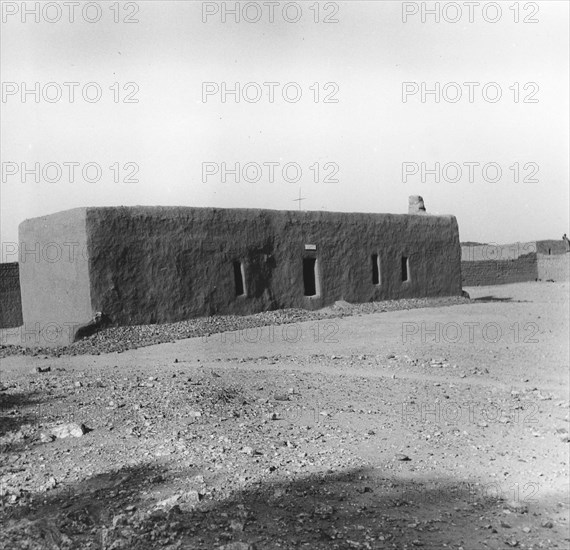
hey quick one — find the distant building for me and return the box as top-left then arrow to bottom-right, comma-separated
461,240 -> 570,286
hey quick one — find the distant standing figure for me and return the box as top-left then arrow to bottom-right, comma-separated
563,234 -> 570,252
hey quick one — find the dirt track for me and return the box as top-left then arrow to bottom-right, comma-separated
1,282 -> 569,549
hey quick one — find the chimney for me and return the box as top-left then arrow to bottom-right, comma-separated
408,195 -> 426,214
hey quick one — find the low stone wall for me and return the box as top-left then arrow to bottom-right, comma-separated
0,263 -> 23,328
461,255 -> 538,286
537,255 -> 570,281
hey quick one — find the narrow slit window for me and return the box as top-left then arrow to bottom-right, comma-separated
401,256 -> 409,282
371,254 -> 380,285
233,261 -> 245,296
303,257 -> 318,297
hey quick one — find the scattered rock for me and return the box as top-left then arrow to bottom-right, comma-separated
40,477 -> 57,491
0,295 -> 470,359
314,503 -> 335,517
395,454 -> 411,461
39,432 -> 56,443
50,423 -> 89,439
181,490 -> 201,504
112,513 -> 128,527
0,290 -> 564,549
273,393 -> 290,401
156,494 -> 181,509
230,519 -> 245,532
217,543 -> 255,550
505,500 -> 528,514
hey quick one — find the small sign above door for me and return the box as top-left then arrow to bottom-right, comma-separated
304,244 -> 317,251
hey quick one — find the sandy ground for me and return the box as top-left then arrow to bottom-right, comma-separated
1,282 -> 569,549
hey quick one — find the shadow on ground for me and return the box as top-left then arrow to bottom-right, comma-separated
1,461 -> 565,550
0,389 -> 50,448
472,295 -> 532,303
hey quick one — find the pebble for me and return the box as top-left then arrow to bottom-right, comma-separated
217,543 -> 255,550
182,490 -> 201,504
505,501 -> 528,514
156,495 -> 181,509
395,454 -> 411,461
39,432 -> 56,443
273,393 -> 290,401
230,519 -> 245,532
50,423 -> 88,439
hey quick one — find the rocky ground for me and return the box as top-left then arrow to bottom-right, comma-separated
0,296 -> 469,358
0,282 -> 569,549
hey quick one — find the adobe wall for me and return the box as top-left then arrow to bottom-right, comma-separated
0,262 -> 23,328
461,242 -> 537,262
461,255 -> 538,286
85,206 -> 462,327
18,208 -> 92,346
535,240 -> 568,256
460,239 -> 569,286
537,255 -> 570,281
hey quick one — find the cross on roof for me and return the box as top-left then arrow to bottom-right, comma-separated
293,188 -> 306,210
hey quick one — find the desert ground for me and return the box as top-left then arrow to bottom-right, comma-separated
1,282 -> 569,550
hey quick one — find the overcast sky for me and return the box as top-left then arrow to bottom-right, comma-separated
1,1 -> 568,259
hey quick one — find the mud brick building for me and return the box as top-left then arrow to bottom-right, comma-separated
17,199 -> 463,346
461,240 -> 569,286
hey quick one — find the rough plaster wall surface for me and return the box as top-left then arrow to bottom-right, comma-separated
85,206 -> 462,326
461,255 -> 538,286
0,263 -> 23,328
18,208 -> 92,346
537,255 -> 570,281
